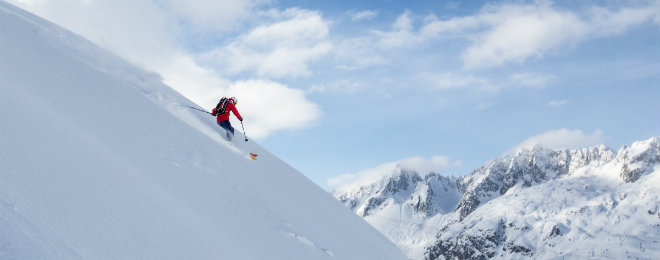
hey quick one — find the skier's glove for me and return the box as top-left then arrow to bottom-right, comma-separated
239,117 -> 243,121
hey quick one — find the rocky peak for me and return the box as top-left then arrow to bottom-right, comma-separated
617,137 -> 660,182
382,168 -> 424,196
454,145 -> 620,221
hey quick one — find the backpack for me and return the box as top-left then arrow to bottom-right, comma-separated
215,97 -> 230,114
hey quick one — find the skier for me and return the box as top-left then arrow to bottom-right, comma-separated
211,97 -> 243,140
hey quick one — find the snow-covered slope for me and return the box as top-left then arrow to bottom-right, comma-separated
0,2 -> 406,259
334,138 -> 660,260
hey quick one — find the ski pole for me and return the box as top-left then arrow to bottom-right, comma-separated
186,105 -> 212,115
240,121 -> 248,142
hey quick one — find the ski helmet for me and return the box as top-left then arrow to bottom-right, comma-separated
230,97 -> 238,105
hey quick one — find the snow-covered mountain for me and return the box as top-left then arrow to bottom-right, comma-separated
334,137 -> 660,260
0,2 -> 406,259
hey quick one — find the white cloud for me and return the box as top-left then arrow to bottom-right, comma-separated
202,8 -> 332,79
329,2 -> 658,85
587,3 -> 660,36
445,2 -> 460,11
308,79 -> 370,94
355,1 -> 659,70
420,13 -> 481,37
333,10 -> 430,70
348,10 -> 378,21
512,129 -> 605,151
509,73 -> 555,88
547,99 -> 569,107
327,156 -> 456,192
374,10 -> 417,49
421,72 -> 496,91
462,3 -> 588,69
419,70 -> 552,94
461,2 -> 659,69
398,156 -> 455,173
225,80 -> 321,139
333,36 -> 388,71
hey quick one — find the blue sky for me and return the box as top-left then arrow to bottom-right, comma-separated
9,0 -> 659,190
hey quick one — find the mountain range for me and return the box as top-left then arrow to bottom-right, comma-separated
334,137 -> 660,260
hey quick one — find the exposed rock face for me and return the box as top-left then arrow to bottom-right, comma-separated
451,145 -> 617,221
617,138 -> 660,182
337,169 -> 461,218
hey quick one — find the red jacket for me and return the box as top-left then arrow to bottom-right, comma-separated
212,102 -> 242,123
